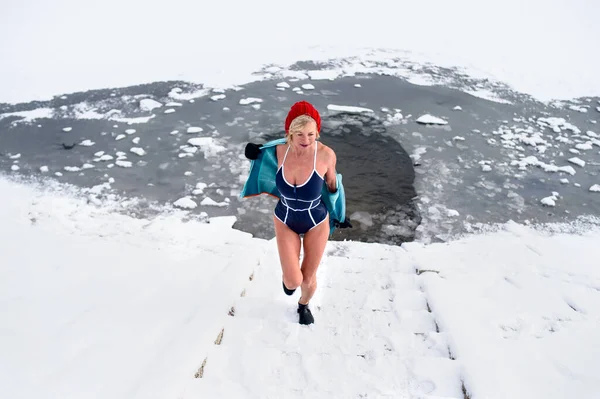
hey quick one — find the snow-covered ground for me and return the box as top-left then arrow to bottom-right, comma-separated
2,176 -> 600,399
2,0 -> 600,398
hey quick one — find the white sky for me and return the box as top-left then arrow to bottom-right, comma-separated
2,0 -> 600,398
0,0 -> 599,104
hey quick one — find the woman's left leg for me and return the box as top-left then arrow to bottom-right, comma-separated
299,214 -> 330,306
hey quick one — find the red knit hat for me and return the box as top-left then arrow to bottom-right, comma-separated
284,101 -> 321,134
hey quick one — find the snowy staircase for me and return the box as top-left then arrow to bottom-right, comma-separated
185,240 -> 465,398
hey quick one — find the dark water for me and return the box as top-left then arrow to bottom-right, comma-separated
1,62 -> 599,245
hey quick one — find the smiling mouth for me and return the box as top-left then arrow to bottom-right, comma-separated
300,144 -> 309,147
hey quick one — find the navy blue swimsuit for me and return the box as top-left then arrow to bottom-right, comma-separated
274,143 -> 328,235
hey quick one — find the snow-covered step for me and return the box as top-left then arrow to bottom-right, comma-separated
187,240 -> 463,398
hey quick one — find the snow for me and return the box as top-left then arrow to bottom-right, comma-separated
417,114 -> 448,125
0,108 -> 54,122
2,1 -> 600,398
1,177 -> 600,399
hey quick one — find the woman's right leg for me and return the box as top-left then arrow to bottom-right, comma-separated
273,215 -> 303,290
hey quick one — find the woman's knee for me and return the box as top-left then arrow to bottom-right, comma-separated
284,270 -> 303,289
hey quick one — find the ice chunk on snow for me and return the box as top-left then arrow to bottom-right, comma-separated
62,127 -> 72,132
130,147 -> 146,156
115,134 -> 126,141
116,160 -> 132,168
64,166 -> 81,172
9,153 -> 21,159
139,98 -> 162,111
10,165 -> 19,171
560,178 -> 569,184
39,166 -> 48,172
239,97 -> 263,105
575,142 -> 593,150
568,157 -> 585,167
173,196 -> 197,209
558,165 -> 577,175
97,154 -> 113,162
200,197 -> 228,207
590,184 -> 600,192
80,140 -> 95,146
453,106 -> 462,111
327,104 -> 374,113
192,182 -> 208,195
125,129 -> 136,135
416,114 -> 448,125
164,109 -> 176,114
301,84 -> 315,90
481,164 -> 492,172
187,127 -> 203,133
132,137 -> 140,144
187,137 -> 226,157
277,82 -> 290,88
447,209 -> 460,217
541,195 -> 557,206
569,105 -> 587,113
210,94 -> 225,101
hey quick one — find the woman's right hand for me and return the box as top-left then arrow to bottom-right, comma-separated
244,143 -> 263,160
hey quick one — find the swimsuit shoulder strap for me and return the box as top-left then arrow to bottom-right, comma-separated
281,144 -> 291,168
313,142 -> 318,170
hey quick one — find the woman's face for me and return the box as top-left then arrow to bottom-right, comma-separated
291,120 -> 318,150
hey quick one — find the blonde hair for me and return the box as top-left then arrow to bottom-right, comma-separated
286,115 -> 319,143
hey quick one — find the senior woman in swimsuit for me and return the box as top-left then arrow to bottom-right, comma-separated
245,101 -> 339,325
275,101 -> 338,325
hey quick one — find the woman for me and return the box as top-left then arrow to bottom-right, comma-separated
243,101 -> 350,325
